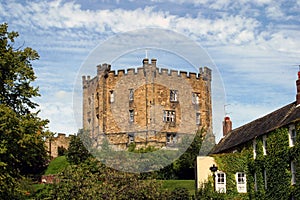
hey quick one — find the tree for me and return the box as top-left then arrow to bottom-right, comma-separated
0,23 -> 40,115
0,23 -> 50,199
173,129 -> 205,179
66,130 -> 91,165
37,158 -> 168,200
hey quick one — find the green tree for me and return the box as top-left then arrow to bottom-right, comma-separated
0,23 -> 50,199
173,129 -> 205,179
67,130 -> 91,165
0,23 -> 40,115
38,158 -> 168,200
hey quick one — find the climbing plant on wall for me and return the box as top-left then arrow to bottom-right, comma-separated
210,122 -> 300,200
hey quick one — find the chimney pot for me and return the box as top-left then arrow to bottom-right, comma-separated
223,116 -> 232,136
143,58 -> 149,66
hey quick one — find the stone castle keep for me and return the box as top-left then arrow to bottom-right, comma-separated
82,58 -> 212,150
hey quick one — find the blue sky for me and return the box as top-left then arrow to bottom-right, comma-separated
1,0 -> 300,142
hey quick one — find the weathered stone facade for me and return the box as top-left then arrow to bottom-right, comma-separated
45,133 -> 71,158
82,58 -> 212,150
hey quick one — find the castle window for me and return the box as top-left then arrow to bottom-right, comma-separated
291,161 -> 296,185
215,172 -> 226,193
289,124 -> 296,147
128,133 -> 135,144
263,135 -> 267,155
192,92 -> 200,104
236,172 -> 247,193
129,89 -> 134,101
129,109 -> 134,123
166,133 -> 177,144
196,112 -> 201,125
170,90 -> 178,102
163,110 -> 176,122
110,90 -> 114,103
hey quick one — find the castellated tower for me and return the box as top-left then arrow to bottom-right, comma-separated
82,58 -> 212,150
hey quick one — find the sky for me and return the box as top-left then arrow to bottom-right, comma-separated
1,0 -> 300,142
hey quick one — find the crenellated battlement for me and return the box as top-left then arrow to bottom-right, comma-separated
83,58 -> 212,87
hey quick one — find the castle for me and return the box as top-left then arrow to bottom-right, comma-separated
82,58 -> 212,150
45,133 -> 72,158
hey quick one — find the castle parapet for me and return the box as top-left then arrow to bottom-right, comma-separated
97,63 -> 111,77
200,67 -> 212,82
84,59 -> 212,87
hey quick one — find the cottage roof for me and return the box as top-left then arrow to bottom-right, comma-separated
211,101 -> 300,154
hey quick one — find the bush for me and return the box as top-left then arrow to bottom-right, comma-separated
169,187 -> 190,200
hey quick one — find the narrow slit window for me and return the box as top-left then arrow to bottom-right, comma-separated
253,139 -> 257,159
291,161 -> 296,185
129,110 -> 134,123
263,135 -> 267,155
192,92 -> 200,104
128,133 -> 135,144
289,124 -> 296,147
170,90 -> 178,102
129,89 -> 134,101
196,113 -> 201,125
110,90 -> 114,103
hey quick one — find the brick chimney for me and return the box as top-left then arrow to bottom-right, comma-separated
296,71 -> 300,105
223,116 -> 232,136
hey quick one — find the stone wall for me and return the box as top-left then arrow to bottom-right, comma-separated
83,58 -> 212,150
45,133 -> 72,158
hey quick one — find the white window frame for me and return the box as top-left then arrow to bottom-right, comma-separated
129,109 -> 134,123
291,161 -> 296,185
236,172 -> 247,193
253,138 -> 257,159
192,92 -> 200,104
263,135 -> 267,156
215,171 -> 226,193
289,124 -> 296,147
163,110 -> 176,122
170,90 -> 178,102
196,112 -> 201,125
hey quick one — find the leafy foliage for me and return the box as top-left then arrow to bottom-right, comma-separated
0,23 -> 50,199
173,129 -> 205,179
211,123 -> 300,200
0,23 -> 40,115
196,180 -> 225,200
37,158 -> 169,199
67,131 -> 91,165
169,187 -> 190,200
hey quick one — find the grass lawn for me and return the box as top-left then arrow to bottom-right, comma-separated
44,156 -> 69,175
161,180 -> 195,195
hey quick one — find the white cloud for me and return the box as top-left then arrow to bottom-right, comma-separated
265,4 -> 285,20
1,0 -> 300,135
